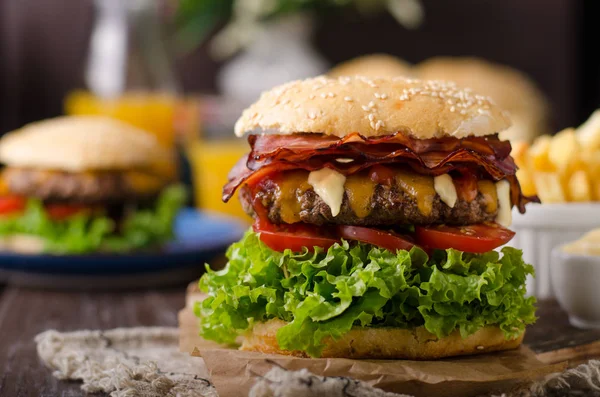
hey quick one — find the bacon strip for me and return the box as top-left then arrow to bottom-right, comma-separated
249,132 -> 512,159
222,133 -> 539,212
247,133 -> 515,178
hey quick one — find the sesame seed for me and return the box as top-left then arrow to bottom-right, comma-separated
271,76 -> 496,118
476,346 -> 484,350
375,120 -> 384,130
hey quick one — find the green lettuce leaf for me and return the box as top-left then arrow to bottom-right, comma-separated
196,230 -> 536,357
0,185 -> 186,254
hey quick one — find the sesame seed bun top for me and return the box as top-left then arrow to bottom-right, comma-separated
234,75 -> 512,139
417,57 -> 549,142
328,54 -> 414,78
0,116 -> 165,172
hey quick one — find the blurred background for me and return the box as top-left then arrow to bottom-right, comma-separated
0,0 -> 599,224
3,0 -> 600,132
0,0 -> 600,298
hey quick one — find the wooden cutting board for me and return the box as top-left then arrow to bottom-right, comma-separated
179,282 -> 600,365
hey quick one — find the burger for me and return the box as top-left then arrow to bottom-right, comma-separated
328,54 -> 414,79
417,57 -> 550,143
0,116 -> 185,254
196,76 -> 539,359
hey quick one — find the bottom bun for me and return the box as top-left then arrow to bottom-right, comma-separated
0,235 -> 46,254
241,319 -> 524,359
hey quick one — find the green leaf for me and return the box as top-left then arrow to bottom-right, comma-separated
197,231 -> 537,357
0,185 -> 186,254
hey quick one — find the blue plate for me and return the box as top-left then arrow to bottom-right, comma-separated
0,209 -> 247,280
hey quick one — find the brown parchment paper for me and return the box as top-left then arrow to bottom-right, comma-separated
180,286 -> 565,397
199,346 -> 565,397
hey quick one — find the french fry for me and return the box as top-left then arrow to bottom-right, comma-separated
581,150 -> 600,179
577,109 -> 600,150
548,128 -> 579,172
533,172 -> 565,203
529,135 -> 554,172
593,181 -> 600,201
512,110 -> 600,203
567,170 -> 592,202
511,141 -> 530,168
516,168 -> 537,197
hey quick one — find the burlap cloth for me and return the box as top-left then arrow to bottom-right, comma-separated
35,327 -> 600,397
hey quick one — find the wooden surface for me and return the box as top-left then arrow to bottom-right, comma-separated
1,283 -> 599,397
526,300 -> 600,364
0,284 -> 185,397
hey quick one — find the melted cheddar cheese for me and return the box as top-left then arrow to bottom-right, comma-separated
395,170 -> 436,216
477,180 -> 498,213
125,171 -> 164,194
345,173 -> 376,218
275,170 -> 311,223
0,172 -> 9,196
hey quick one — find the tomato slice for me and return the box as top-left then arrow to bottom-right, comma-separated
337,225 -> 415,252
0,195 -> 26,215
253,220 -> 338,253
45,204 -> 89,220
415,223 -> 515,253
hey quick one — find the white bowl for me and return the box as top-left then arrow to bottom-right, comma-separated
509,203 -> 600,299
551,247 -> 600,328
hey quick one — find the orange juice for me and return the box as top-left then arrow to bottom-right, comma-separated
187,139 -> 251,223
65,90 -> 177,148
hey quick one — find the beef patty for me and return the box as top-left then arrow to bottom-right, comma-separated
3,168 -> 164,203
239,170 -> 500,226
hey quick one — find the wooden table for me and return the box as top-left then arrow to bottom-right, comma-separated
0,284 -> 598,397
0,284 -> 184,396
